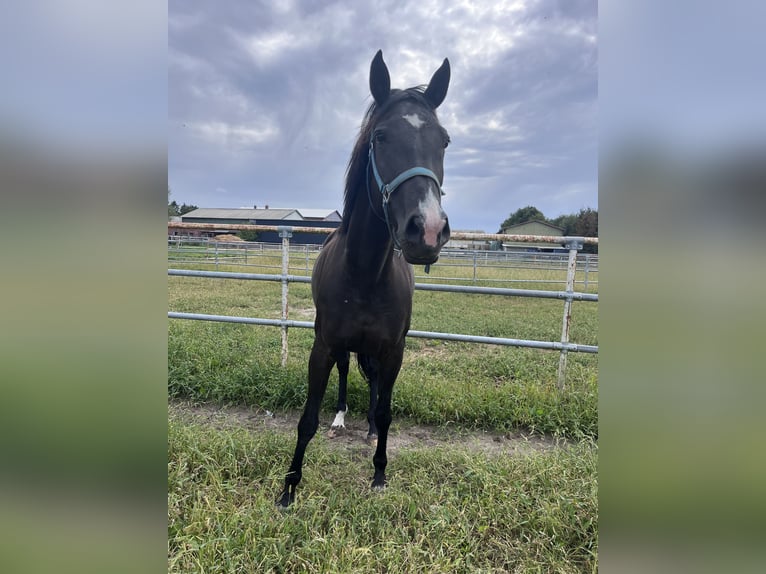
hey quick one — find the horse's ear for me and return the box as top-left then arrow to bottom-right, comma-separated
424,58 -> 450,109
369,49 -> 390,105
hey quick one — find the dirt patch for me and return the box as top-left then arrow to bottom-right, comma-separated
169,399 -> 564,457
290,307 -> 316,319
212,234 -> 244,242
405,344 -> 452,361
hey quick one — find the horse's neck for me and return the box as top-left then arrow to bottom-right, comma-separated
343,188 -> 394,281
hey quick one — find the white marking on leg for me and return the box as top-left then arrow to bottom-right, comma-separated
331,409 -> 347,429
403,113 -> 425,129
418,186 -> 445,247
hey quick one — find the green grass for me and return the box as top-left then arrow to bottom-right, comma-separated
168,255 -> 598,572
168,411 -> 597,573
168,264 -> 597,438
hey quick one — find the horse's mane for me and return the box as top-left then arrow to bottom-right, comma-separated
340,86 -> 437,231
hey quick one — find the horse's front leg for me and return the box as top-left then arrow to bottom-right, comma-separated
277,341 -> 334,508
371,344 -> 404,490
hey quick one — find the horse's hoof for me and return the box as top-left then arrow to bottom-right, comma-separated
371,481 -> 386,492
365,433 -> 378,447
276,489 -> 294,509
327,425 -> 346,438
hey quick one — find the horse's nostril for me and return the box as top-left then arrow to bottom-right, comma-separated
406,215 -> 423,239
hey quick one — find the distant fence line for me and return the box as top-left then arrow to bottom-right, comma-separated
168,224 -> 598,288
167,222 -> 599,245
168,223 -> 598,390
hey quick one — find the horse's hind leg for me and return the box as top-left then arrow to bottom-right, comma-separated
357,354 -> 379,444
277,342 -> 334,508
330,351 -> 350,430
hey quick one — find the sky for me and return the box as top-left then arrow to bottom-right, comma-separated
169,0 -> 597,232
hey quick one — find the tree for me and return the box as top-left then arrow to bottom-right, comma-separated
178,203 -> 198,215
549,213 -> 578,236
168,187 -> 198,218
574,208 -> 598,253
574,207 -> 598,237
168,187 -> 178,218
497,205 -> 546,232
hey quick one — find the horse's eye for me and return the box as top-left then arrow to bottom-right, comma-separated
374,130 -> 386,143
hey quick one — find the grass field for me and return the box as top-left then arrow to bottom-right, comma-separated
169,405 -> 597,573
168,253 -> 598,572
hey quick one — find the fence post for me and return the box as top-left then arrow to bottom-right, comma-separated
557,238 -> 583,391
584,254 -> 590,290
278,226 -> 293,367
472,251 -> 478,284
215,242 -> 219,269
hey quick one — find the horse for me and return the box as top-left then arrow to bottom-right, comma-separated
277,50 -> 451,507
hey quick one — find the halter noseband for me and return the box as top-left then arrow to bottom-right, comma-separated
367,134 -> 443,252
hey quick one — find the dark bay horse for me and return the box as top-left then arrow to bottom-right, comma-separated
278,50 -> 451,507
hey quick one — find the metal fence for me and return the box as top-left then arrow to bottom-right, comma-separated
168,236 -> 598,289
168,223 -> 598,389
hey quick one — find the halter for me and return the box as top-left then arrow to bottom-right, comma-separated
366,133 -> 443,255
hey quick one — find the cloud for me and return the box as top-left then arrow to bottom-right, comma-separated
186,120 -> 279,148
169,0 -> 598,230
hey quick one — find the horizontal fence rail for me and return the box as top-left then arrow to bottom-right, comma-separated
167,312 -> 597,354
168,223 -> 598,389
168,238 -> 598,288
167,268 -> 598,302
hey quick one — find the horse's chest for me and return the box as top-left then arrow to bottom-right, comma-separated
319,291 -> 411,350
344,294 -> 406,329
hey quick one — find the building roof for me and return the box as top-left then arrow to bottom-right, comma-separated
181,207 -> 342,222
295,208 -> 342,221
182,208 -> 300,220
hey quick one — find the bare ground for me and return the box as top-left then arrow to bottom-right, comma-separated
169,399 -> 567,457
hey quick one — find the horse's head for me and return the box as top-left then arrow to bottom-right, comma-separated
367,50 -> 451,265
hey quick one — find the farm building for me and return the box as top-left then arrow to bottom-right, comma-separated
169,206 -> 342,244
500,220 -> 567,252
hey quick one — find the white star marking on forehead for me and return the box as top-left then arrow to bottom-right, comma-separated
402,113 -> 425,129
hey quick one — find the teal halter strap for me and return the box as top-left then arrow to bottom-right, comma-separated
367,136 -> 442,242
367,135 -> 444,274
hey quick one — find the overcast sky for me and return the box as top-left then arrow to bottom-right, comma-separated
169,0 -> 597,232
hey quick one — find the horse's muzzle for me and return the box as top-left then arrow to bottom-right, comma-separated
399,213 -> 450,264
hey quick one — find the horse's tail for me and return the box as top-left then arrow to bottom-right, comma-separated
356,353 -> 376,384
